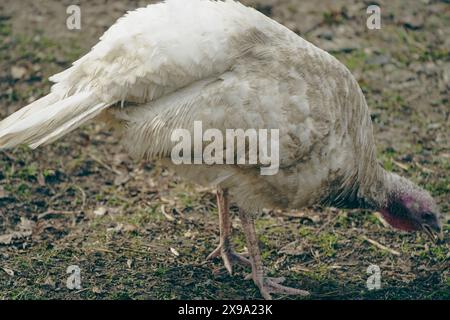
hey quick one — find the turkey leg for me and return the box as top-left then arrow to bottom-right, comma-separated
238,209 -> 309,300
207,188 -> 250,274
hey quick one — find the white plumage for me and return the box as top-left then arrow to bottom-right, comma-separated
0,0 -> 442,299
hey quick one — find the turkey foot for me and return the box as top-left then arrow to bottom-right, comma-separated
259,277 -> 309,298
207,188 -> 250,274
207,239 -> 251,274
238,209 -> 309,300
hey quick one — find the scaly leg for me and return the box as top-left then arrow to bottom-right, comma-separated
238,209 -> 309,300
207,188 -> 250,274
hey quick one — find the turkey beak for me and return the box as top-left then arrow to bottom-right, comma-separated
422,224 -> 434,241
421,224 -> 444,243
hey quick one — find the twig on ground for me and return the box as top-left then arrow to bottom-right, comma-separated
414,161 -> 434,173
72,184 -> 87,210
37,210 -> 79,219
392,159 -> 409,171
85,247 -> 117,255
362,235 -> 401,256
74,288 -> 90,294
90,154 -> 122,175
315,211 -> 341,234
160,205 -> 176,221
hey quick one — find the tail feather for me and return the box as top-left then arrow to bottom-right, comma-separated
0,92 -> 61,132
29,99 -> 109,148
0,91 -> 111,149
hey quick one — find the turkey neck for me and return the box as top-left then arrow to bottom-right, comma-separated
324,78 -> 389,212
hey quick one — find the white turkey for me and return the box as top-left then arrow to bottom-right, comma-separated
0,0 -> 443,299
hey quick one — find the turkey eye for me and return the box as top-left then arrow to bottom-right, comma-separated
421,212 -> 434,221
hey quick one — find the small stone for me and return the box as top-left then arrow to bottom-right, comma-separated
321,38 -> 360,53
10,66 -> 27,80
427,123 -> 441,130
318,31 -> 334,41
400,15 -> 424,30
368,54 -> 390,66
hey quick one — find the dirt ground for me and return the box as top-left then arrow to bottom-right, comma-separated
0,0 -> 449,300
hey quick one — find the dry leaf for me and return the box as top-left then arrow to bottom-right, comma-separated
113,153 -> 130,166
107,223 -> 136,234
0,230 -> 32,245
0,234 -> 13,245
126,258 -> 133,269
43,276 -> 56,289
170,247 -> 180,257
37,172 -> 46,186
280,241 -> 306,256
92,286 -> 102,294
2,267 -> 14,277
107,223 -> 123,233
94,207 -> 108,217
0,186 -> 9,199
114,172 -> 131,186
122,224 -> 137,233
19,217 -> 34,232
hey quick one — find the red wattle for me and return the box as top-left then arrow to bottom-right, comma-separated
380,210 -> 419,231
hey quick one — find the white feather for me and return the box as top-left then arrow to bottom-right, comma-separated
0,0 -> 387,212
